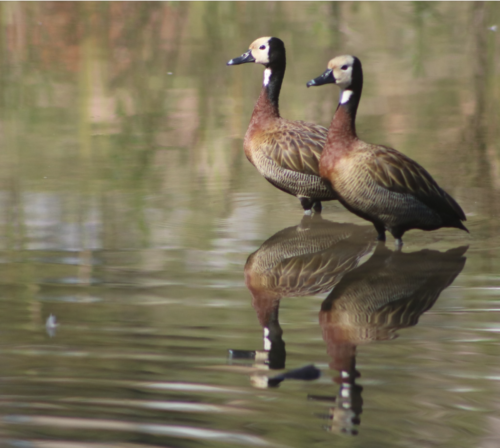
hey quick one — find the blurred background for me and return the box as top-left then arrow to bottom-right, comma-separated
0,2 -> 499,447
0,2 -> 499,253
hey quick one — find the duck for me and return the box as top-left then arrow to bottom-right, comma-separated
306,55 -> 468,245
227,37 -> 337,214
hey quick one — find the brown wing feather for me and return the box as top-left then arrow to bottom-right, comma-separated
262,120 -> 328,176
367,146 -> 466,220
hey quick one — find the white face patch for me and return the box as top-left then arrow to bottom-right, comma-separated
250,37 -> 272,65
340,90 -> 353,104
263,327 -> 271,350
263,68 -> 272,87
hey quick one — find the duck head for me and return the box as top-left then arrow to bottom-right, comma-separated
227,37 -> 286,68
307,55 -> 363,104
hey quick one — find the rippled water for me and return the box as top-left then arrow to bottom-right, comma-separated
1,2 -> 500,448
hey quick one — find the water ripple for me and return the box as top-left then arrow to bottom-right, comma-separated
6,441 -> 169,448
3,416 -> 273,446
1,377 -> 250,395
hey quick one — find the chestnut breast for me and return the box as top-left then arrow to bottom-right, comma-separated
245,118 -> 326,176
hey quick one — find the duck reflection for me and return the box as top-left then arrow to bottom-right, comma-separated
235,219 -> 468,435
241,215 -> 376,374
317,244 -> 468,434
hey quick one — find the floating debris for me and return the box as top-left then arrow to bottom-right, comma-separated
46,314 -> 59,338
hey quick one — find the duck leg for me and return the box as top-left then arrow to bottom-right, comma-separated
312,201 -> 322,213
300,197 -> 323,214
300,197 -> 314,215
374,223 -> 386,242
391,229 -> 404,250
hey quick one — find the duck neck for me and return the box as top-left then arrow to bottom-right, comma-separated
327,88 -> 360,146
254,65 -> 285,120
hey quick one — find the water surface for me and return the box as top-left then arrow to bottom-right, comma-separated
1,2 -> 500,448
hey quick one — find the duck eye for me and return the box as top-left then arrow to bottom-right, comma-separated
341,65 -> 349,70
259,45 -> 266,50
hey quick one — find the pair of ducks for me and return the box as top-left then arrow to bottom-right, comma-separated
227,37 -> 468,247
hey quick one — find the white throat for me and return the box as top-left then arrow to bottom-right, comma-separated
340,89 -> 353,104
263,327 -> 271,350
263,69 -> 272,87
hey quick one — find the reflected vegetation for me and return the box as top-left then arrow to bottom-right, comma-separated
1,2 -> 499,250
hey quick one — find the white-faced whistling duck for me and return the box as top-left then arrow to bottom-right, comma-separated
227,37 -> 337,214
306,55 -> 468,246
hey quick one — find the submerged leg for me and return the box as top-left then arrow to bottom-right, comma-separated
299,197 -> 313,215
312,201 -> 322,213
391,228 -> 404,250
394,238 -> 403,250
374,223 -> 386,242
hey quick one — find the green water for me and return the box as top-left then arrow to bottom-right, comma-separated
0,2 -> 500,447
